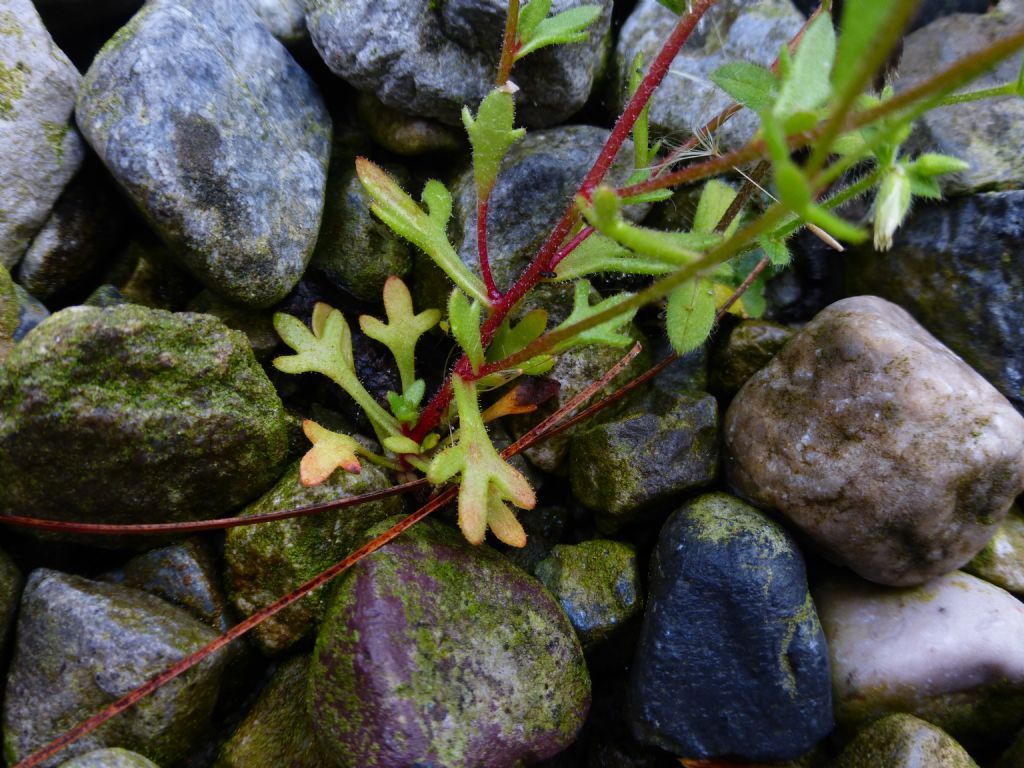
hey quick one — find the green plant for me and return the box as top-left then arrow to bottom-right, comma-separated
9,1 -> 1024,765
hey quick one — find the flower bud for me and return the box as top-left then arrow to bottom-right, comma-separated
873,166 -> 912,252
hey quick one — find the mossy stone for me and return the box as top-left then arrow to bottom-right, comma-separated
224,460 -> 404,655
535,539 -> 643,649
308,518 -> 590,767
965,504 -> 1024,595
0,264 -> 18,361
0,305 -> 288,534
59,748 -> 161,767
710,319 -> 794,396
830,714 -> 978,768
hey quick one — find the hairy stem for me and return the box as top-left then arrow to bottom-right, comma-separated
497,0 -> 521,85
477,197 -> 501,301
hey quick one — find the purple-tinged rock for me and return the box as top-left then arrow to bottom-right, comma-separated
308,518 -> 590,767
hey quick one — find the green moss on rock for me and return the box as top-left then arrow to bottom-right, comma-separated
831,714 -> 978,768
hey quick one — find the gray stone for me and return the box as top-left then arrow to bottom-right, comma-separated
815,570 -> 1024,745
77,0 -> 331,307
12,282 -> 49,340
59,749 -> 161,768
628,493 -> 833,761
3,570 -> 227,767
965,504 -> 1024,595
570,385 -> 718,528
535,539 -> 643,649
846,191 -> 1024,413
613,0 -> 804,152
0,0 -> 85,268
356,91 -> 464,156
0,305 -> 289,532
897,9 -> 1024,194
215,655 -> 327,768
829,714 -> 978,768
792,0 -> 990,32
247,0 -> 307,43
710,319 -> 794,396
725,296 -> 1024,586
187,290 -> 280,362
307,0 -> 613,127
0,264 -> 17,360
224,460 -> 404,655
309,518 -> 590,767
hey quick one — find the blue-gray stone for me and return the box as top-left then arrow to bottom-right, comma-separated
76,0 -> 331,307
12,282 -> 48,341
628,492 -> 833,761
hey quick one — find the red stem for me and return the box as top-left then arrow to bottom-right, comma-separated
477,197 -> 501,301
550,226 -> 594,270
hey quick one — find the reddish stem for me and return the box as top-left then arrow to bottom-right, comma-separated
477,197 -> 502,301
496,0 -> 521,86
549,225 -> 594,270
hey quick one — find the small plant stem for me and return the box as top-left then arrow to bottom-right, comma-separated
477,197 -> 502,301
934,81 -> 1018,106
550,225 -> 594,270
716,161 -> 769,232
497,0 -> 521,85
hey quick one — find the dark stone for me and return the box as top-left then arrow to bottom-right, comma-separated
792,0 -> 992,33
12,283 -> 49,342
628,493 -> 833,762
845,191 -> 1024,412
356,92 -> 463,156
709,319 -> 794,396
0,546 -> 22,657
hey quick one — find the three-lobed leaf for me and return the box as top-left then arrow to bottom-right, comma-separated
359,276 -> 440,392
299,420 -> 363,484
551,281 -> 638,353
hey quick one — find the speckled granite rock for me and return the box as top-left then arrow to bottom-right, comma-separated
613,0 -> 804,151
76,0 -> 331,307
309,518 -> 590,767
3,570 -> 227,767
0,0 -> 85,268
0,305 -> 289,531
224,461 -> 403,655
307,0 -> 613,127
725,296 -> 1024,586
628,493 -> 832,761
966,504 -> 1024,594
816,570 -> 1024,744
59,749 -> 161,768
829,714 -> 978,768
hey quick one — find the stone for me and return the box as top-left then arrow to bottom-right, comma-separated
356,91 -> 464,156
0,264 -> 18,361
996,727 -> 1024,768
535,539 -> 643,649
115,242 -> 196,312
0,545 -> 22,656
499,503 -> 571,575
247,0 -> 307,44
307,0 -> 613,127
628,493 -> 833,762
308,518 -> 590,767
829,714 -> 978,768
613,0 -> 804,152
846,192 -> 1024,413
897,8 -> 1024,194
224,460 -> 404,655
724,295 -> 1024,586
3,569 -> 227,767
792,0 -> 990,32
187,290 -> 280,363
59,749 -> 161,768
12,282 -> 50,341
965,504 -> 1024,595
709,319 -> 794,396
215,655 -> 327,768
570,385 -> 718,529
77,0 -> 331,307
0,0 -> 85,268
0,305 -> 289,531
816,570 -> 1024,745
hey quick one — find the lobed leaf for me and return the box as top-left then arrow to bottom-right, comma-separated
487,309 -> 548,363
551,281 -> 638,353
359,276 -> 441,392
299,420 -> 362,485
463,89 -> 525,197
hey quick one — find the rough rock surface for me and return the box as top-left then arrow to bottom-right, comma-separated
830,714 -> 978,768
306,0 -> 613,127
709,319 -> 793,396
613,0 -> 804,151
0,0 -> 85,268
628,493 -> 832,761
247,0 -> 306,43
308,518 -> 590,767
3,570 -> 227,767
356,92 -> 463,156
12,282 -> 49,340
816,570 -> 1024,744
0,264 -> 17,361
58,749 -> 161,768
224,460 -> 404,655
725,295 -> 1024,586
966,504 -> 1024,594
0,546 -> 22,656
0,305 -> 289,530
76,0 -> 331,307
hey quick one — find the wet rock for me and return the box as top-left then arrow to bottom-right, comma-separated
846,192 -> 1024,413
897,9 -> 1024,194
77,0 -> 331,307
0,305 -> 289,531
535,539 -> 643,649
570,385 -> 718,529
725,296 -> 1024,586
709,319 -> 794,396
628,493 -> 832,761
215,655 -> 327,768
309,518 -> 590,767
187,290 -> 279,362
307,0 -> 613,127
613,0 -> 804,151
356,92 -> 463,156
115,241 -> 197,311
3,569 -> 227,767
0,264 -> 17,360
224,460 -> 403,655
59,749 -> 161,768
816,570 -> 1024,745
12,282 -> 50,340
248,0 -> 307,44
0,0 -> 85,268
829,714 -> 978,768
500,503 -> 571,575
965,504 -> 1024,595
0,545 -> 22,655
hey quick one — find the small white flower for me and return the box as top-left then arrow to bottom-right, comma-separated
873,166 -> 912,251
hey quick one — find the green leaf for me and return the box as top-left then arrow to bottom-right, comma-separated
759,236 -> 792,267
386,379 -> 426,425
666,277 -> 716,355
693,180 -> 739,236
448,289 -> 485,373
359,276 -> 441,392
382,435 -> 423,455
515,4 -> 602,60
487,309 -> 548,363
553,232 -> 677,281
356,158 -> 490,306
774,14 -> 835,118
908,175 -> 942,199
654,0 -> 688,12
833,0 -> 891,98
909,153 -> 969,178
551,281 -> 638,353
462,89 -> 526,197
710,61 -> 779,113
518,0 -> 551,43
1017,55 -> 1024,96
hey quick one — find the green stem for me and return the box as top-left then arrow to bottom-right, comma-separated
933,82 -> 1017,106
